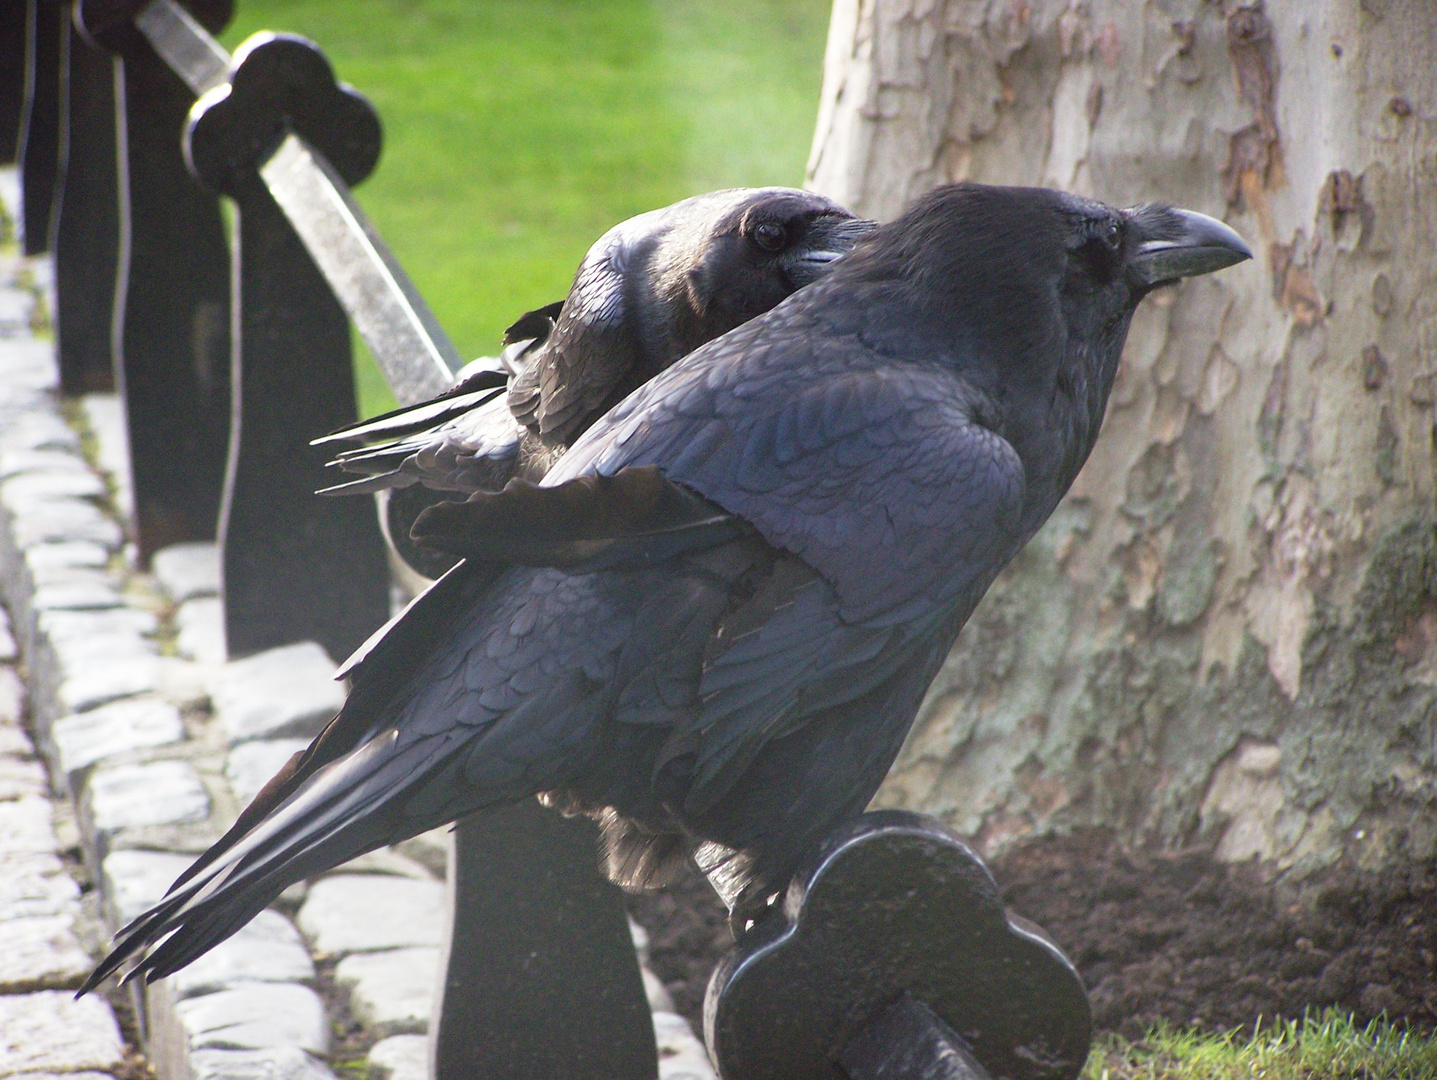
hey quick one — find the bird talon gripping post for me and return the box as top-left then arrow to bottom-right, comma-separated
87,183 -> 1249,1079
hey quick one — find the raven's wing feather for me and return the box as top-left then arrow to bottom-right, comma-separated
318,392 -> 525,494
509,222 -> 652,444
552,300 -> 1028,624
410,465 -> 744,569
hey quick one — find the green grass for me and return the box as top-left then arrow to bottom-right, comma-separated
220,0 -> 832,416
1083,1013 -> 1437,1080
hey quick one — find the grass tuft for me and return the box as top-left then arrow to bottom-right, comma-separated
1084,1011 -> 1437,1080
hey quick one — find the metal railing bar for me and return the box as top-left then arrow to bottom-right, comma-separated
133,0 -> 229,96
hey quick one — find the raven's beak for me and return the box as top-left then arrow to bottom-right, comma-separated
792,215 -> 879,278
1129,208 -> 1252,286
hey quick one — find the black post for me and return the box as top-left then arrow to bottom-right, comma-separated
77,0 -> 234,561
434,802 -> 659,1080
185,33 -> 391,661
0,1 -> 24,165
53,6 -> 119,393
18,0 -> 62,255
705,812 -> 1091,1080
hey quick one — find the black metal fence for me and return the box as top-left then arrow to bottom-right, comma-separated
6,4 -> 1093,1078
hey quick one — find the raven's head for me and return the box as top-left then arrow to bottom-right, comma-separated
837,183 -> 1251,524
653,187 -> 877,357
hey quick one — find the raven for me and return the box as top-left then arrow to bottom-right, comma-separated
316,187 -> 876,497
85,184 -> 1249,991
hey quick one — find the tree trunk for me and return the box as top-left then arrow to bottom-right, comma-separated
807,0 -> 1437,881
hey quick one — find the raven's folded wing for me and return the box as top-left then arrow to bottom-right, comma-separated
410,465 -> 744,569
552,311 -> 1028,624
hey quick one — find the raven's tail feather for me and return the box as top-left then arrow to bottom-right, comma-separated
79,726 -> 478,995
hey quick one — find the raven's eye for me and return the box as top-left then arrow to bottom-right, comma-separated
753,222 -> 786,252
1102,220 -> 1122,252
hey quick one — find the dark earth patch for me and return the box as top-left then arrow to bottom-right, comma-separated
627,831 -> 1437,1037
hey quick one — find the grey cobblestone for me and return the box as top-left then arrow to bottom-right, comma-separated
223,739 -> 309,806
173,984 -> 329,1057
366,1035 -> 426,1080
334,947 -> 438,1035
0,914 -> 93,993
297,875 -> 445,955
208,642 -> 345,744
0,991 -> 124,1076
152,542 -> 220,603
84,760 -> 210,836
0,852 -> 79,921
52,698 -> 185,776
0,748 -> 46,795
172,911 -> 316,1000
100,849 -> 194,926
176,596 -> 226,665
189,1046 -> 336,1080
0,798 -> 60,854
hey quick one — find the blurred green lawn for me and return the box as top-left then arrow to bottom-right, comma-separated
220,0 -> 833,417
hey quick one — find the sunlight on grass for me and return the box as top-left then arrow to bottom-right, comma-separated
1083,1012 -> 1437,1080
220,0 -> 831,417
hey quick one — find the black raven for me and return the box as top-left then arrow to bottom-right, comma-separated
316,187 -> 876,497
84,184 -> 1249,991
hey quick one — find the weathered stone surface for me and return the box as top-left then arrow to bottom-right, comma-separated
176,597 -> 226,665
189,1046 -> 337,1080
22,539 -> 112,574
154,657 -> 214,711
0,412 -> 79,455
0,753 -> 47,799
27,562 -> 116,590
85,761 -> 210,834
52,698 -> 185,775
0,726 -> 29,757
643,966 -> 675,1014
1,469 -> 108,503
0,914 -> 93,992
9,499 -> 123,550
0,287 -> 34,335
0,991 -> 124,1075
0,851 -> 79,919
654,1011 -> 718,1080
334,947 -> 437,1034
0,798 -> 58,854
100,849 -> 193,925
38,607 -> 157,642
209,643 -> 344,744
152,542 -> 220,603
56,654 -> 160,715
367,1034 -> 426,1080
297,876 -> 445,955
172,911 -> 315,1000
0,667 -> 23,724
331,848 -> 436,881
0,448 -> 89,481
30,578 -> 123,613
79,395 -> 131,518
174,984 -> 329,1057
224,740 -> 309,806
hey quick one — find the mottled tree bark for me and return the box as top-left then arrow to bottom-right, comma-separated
808,0 -> 1437,879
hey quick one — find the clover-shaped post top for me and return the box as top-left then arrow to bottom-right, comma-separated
184,32 -> 381,196
704,811 -> 1092,1080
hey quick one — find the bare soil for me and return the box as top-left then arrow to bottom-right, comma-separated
626,831 -> 1437,1038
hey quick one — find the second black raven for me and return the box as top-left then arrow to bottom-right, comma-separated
317,187 -> 875,496
85,183 -> 1249,991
